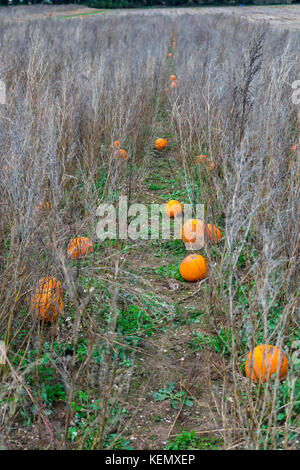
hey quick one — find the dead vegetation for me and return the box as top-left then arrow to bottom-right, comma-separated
0,10 -> 299,450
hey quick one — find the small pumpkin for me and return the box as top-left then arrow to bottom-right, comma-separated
155,138 -> 167,151
168,53 -> 173,58
32,276 -> 63,322
245,344 -> 288,383
170,80 -> 177,89
181,219 -> 205,243
164,200 -> 183,218
170,74 -> 176,81
179,254 -> 207,282
205,224 -> 221,243
118,149 -> 128,160
195,154 -> 206,164
39,201 -> 50,211
289,144 -> 299,153
111,140 -> 120,149
67,237 -> 93,260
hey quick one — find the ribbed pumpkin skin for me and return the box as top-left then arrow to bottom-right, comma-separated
164,200 -> 183,218
67,237 -> 93,260
205,224 -> 221,243
155,138 -> 167,151
245,345 -> 288,383
32,277 -> 63,322
181,219 -> 205,244
179,254 -> 207,282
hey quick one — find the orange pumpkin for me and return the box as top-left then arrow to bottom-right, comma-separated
67,237 -> 93,260
155,138 -> 167,151
289,144 -> 298,153
32,276 -> 63,322
111,140 -> 120,149
168,53 -> 173,58
170,74 -> 176,81
170,81 -> 177,89
179,254 -> 207,282
118,149 -> 128,160
205,224 -> 221,243
39,201 -> 50,211
245,344 -> 288,383
164,200 -> 183,218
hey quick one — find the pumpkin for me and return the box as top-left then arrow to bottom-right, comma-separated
118,149 -> 128,160
195,155 -> 206,164
170,74 -> 176,81
155,138 -> 167,151
67,237 -> 93,260
32,276 -> 63,322
245,344 -> 288,383
289,144 -> 298,153
181,219 -> 205,243
170,81 -> 177,89
39,201 -> 50,211
164,200 -> 183,218
111,140 -> 120,149
205,224 -> 221,243
179,254 -> 207,282
168,53 -> 173,58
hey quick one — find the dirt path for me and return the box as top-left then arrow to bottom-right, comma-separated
114,82 -> 227,449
